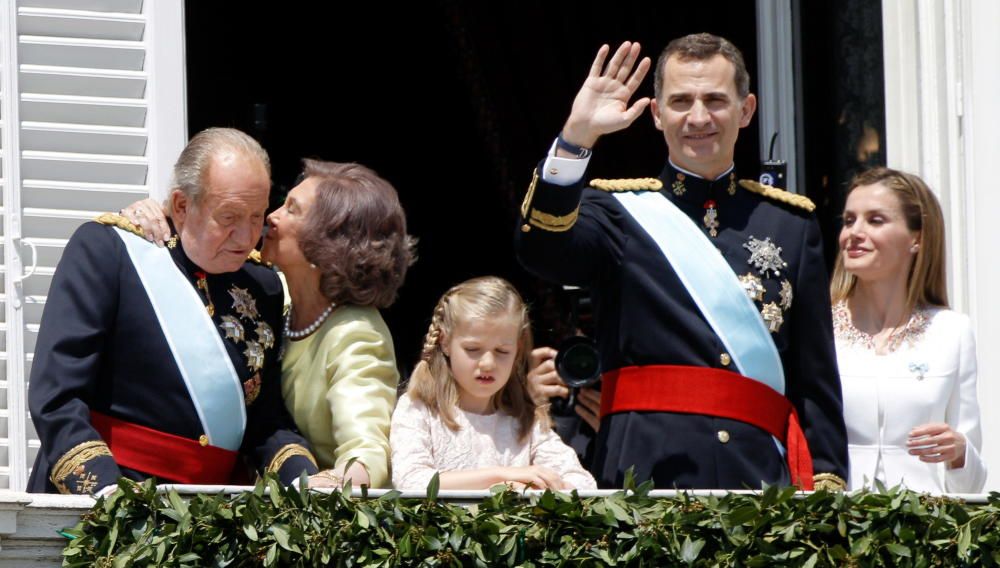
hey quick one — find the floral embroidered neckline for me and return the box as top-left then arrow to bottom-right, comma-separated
833,301 -> 931,354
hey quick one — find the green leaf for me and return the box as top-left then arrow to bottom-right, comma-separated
270,524 -> 292,551
885,542 -> 912,557
958,524 -> 972,557
680,536 -> 704,564
243,524 -> 258,541
427,472 -> 440,501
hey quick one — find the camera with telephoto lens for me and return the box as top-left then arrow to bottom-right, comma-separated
549,334 -> 601,416
547,285 -> 601,416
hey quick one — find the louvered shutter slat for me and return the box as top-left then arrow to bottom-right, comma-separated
21,94 -> 147,127
20,36 -> 145,71
19,0 -> 143,15
18,8 -> 145,41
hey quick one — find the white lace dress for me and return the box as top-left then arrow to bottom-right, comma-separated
390,393 -> 597,490
835,302 -> 986,493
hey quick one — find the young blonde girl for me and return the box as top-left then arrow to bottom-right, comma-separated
390,276 -> 596,490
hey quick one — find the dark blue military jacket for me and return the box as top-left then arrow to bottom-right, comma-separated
28,218 -> 317,494
516,161 -> 848,490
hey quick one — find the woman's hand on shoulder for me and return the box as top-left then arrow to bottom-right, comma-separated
907,422 -> 967,468
120,198 -> 171,245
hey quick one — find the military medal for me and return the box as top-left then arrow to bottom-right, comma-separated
703,200 -> 719,237
671,172 -> 686,196
243,372 -> 262,405
255,321 -> 275,350
779,279 -> 793,310
194,271 -> 215,317
229,286 -> 260,321
743,236 -> 788,278
244,340 -> 265,372
219,315 -> 245,342
739,273 -> 765,302
727,173 -> 737,196
761,302 -> 784,332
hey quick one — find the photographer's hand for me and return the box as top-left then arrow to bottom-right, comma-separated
527,347 -> 569,405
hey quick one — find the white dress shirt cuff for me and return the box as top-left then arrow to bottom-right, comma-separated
540,138 -> 591,186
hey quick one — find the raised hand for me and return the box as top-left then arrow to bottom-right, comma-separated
561,41 -> 652,149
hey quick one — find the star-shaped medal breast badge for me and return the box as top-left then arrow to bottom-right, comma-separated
228,286 -> 260,321
743,236 -> 788,278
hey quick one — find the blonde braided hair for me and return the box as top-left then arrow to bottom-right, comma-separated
406,276 -> 544,441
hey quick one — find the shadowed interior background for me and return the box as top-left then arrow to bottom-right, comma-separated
184,1 -> 882,370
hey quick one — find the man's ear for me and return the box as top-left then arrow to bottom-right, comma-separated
650,98 -> 664,131
739,93 -> 757,128
170,190 -> 189,228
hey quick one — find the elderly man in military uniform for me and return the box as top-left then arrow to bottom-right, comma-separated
516,34 -> 848,490
28,128 -> 318,495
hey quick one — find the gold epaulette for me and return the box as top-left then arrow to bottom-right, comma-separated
267,444 -> 318,473
247,250 -> 266,265
739,180 -> 815,212
589,178 -> 664,192
812,472 -> 847,492
95,212 -> 145,238
50,440 -> 113,495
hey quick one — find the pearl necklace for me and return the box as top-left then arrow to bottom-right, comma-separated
284,303 -> 336,339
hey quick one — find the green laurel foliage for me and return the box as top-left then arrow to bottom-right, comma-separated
61,473 -> 1000,567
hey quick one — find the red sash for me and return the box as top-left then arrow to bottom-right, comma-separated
91,411 -> 238,484
601,365 -> 814,489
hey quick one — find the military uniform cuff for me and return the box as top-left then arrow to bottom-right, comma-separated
267,444 -> 318,483
812,473 -> 847,491
51,440 -> 119,495
520,163 -> 586,233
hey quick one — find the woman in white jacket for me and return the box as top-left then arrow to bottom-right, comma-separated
831,167 -> 985,494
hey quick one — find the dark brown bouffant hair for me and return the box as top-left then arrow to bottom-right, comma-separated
830,167 -> 948,315
407,276 -> 546,442
654,32 -> 751,101
297,159 -> 416,308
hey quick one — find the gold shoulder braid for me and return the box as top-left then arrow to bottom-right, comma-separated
50,440 -> 113,495
590,178 -> 664,192
812,472 -> 847,491
95,212 -> 146,239
267,444 -> 318,473
738,180 -> 816,212
247,249 -> 270,266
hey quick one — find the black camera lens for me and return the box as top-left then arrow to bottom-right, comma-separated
556,336 -> 601,388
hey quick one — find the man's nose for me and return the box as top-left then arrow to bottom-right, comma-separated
233,220 -> 257,246
688,100 -> 710,126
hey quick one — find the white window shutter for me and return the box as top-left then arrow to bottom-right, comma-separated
0,0 -> 185,490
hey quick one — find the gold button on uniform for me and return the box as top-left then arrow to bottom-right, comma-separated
199,435 -> 209,447
720,353 -> 731,366
717,430 -> 730,444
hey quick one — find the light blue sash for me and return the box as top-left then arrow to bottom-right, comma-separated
613,192 -> 785,394
115,228 -> 246,450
